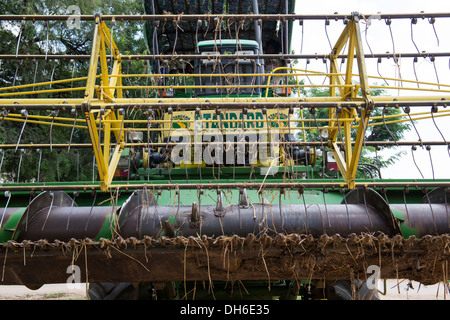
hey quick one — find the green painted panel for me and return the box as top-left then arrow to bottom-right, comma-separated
0,207 -> 25,242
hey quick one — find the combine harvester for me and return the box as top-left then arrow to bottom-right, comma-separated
0,0 -> 449,300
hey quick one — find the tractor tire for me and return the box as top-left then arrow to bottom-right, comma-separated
88,282 -> 139,300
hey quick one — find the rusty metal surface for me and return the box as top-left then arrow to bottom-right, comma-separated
0,233 -> 448,288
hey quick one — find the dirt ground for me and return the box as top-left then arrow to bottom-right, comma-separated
0,280 -> 447,300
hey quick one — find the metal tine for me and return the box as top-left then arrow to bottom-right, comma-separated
298,19 -> 304,54
263,107 -> 272,167
115,107 -> 126,166
98,108 -> 105,160
49,110 -> 59,153
126,148 -> 131,183
403,187 -> 411,223
312,108 -> 326,180
0,110 -> 9,127
141,187 -> 152,225
68,108 -> 77,153
93,153 -> 97,183
24,191 -> 35,231
287,107 -> 294,179
49,60 -> 58,89
70,59 -> 76,89
15,20 -> 26,57
426,145 -> 435,180
36,148 -> 42,182
184,162 -> 189,183
377,58 -> 389,86
412,57 -> 420,88
410,17 -> 420,54
194,108 -> 202,182
176,188 -> 181,220
279,188 -> 285,230
430,56 -> 440,89
85,190 -> 97,231
323,188 -> 331,228
13,60 -> 21,87
146,108 -> 154,181
136,190 -> 141,232
241,107 -> 247,167
381,187 -> 390,206
165,108 -> 174,182
0,191 -> 11,228
324,18 -> 332,50
430,105 -> 450,157
382,107 -> 398,146
402,106 -> 422,144
172,19 -> 179,56
151,189 -> 161,229
424,188 -> 438,234
363,188 -> 374,227
16,149 -> 25,183
44,21 -> 49,60
0,149 -> 4,173
363,16 -> 374,57
216,108 -> 224,181
386,18 -> 401,73
41,191 -> 54,231
321,57 -> 329,86
110,17 -> 115,68
197,188 -> 203,223
303,130 -> 310,181
341,188 -> 351,230
66,191 -> 79,230
334,106 -> 345,158
304,58 -> 312,85
428,17 -> 439,46
32,59 -> 38,91
411,145 -> 424,179
15,109 -> 28,152
300,188 -> 309,234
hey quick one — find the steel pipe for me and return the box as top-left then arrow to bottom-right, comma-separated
1,13 -> 450,22
2,52 -> 450,61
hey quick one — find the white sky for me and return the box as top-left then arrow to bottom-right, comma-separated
292,0 -> 450,179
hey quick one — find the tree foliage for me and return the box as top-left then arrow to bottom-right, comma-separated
297,83 -> 410,178
0,0 -> 147,183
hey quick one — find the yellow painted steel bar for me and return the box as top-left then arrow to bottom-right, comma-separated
108,72 -> 346,78
2,94 -> 450,106
329,22 -> 353,181
362,111 -> 450,129
0,87 -> 86,97
3,112 -> 447,132
0,76 -> 89,92
100,21 -> 120,60
17,83 -> 447,98
99,117 -> 358,124
113,66 -> 436,93
4,112 -> 86,123
100,84 -> 356,90
1,117 -> 87,129
82,16 -> 108,190
346,17 -> 374,189
370,85 -> 450,93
